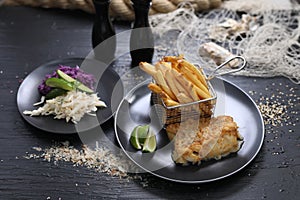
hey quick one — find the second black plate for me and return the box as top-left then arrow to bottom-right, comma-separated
114,78 -> 264,183
17,58 -> 123,134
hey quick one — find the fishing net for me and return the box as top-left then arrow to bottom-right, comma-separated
150,4 -> 300,84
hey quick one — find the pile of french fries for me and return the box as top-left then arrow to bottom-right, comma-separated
139,55 -> 212,107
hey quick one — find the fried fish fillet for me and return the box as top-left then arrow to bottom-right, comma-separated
166,116 -> 243,165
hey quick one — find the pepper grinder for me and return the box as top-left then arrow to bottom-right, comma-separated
130,0 -> 154,67
92,0 -> 116,63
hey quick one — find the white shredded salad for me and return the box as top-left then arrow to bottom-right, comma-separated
23,90 -> 106,123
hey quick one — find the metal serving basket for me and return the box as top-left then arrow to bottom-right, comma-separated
151,79 -> 217,125
151,56 -> 246,126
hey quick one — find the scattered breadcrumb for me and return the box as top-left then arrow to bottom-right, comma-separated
249,83 -> 299,127
249,82 -> 299,158
257,98 -> 286,127
24,141 -> 141,179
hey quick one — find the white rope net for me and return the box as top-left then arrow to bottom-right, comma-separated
150,5 -> 300,84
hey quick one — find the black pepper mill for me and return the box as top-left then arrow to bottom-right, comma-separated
130,0 -> 154,67
92,0 -> 116,63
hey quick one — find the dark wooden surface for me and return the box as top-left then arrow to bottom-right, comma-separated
0,6 -> 299,200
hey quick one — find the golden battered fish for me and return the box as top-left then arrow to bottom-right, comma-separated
166,116 -> 243,165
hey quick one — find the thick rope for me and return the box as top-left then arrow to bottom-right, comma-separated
2,0 -> 223,20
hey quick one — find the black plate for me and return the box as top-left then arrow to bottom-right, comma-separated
17,58 -> 123,134
114,78 -> 264,183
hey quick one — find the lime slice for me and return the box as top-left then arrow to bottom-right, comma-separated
45,78 -> 73,91
57,69 -> 94,93
142,129 -> 157,153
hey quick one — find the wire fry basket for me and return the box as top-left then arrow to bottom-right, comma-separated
151,56 -> 246,126
151,80 -> 217,125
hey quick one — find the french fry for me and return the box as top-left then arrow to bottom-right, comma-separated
139,62 -> 157,77
177,65 -> 211,98
190,85 -> 200,102
148,82 -> 162,94
179,60 -> 208,89
164,99 -> 180,107
176,78 -> 200,102
165,70 -> 180,97
163,55 -> 184,63
148,83 -> 179,107
171,68 -> 194,99
166,68 -> 194,103
174,75 -> 200,102
154,70 -> 177,101
194,85 -> 211,99
160,61 -> 172,69
173,75 -> 190,97
155,61 -> 171,76
199,68 -> 209,88
140,63 -> 164,94
177,93 -> 193,104
163,55 -> 183,70
140,55 -> 212,106
139,62 -> 177,101
165,56 -> 211,98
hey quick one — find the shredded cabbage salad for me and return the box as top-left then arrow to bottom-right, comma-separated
24,65 -> 106,123
24,90 -> 106,124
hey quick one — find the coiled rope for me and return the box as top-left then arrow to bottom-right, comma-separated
2,0 -> 223,20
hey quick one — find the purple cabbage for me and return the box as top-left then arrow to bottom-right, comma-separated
38,65 -> 96,95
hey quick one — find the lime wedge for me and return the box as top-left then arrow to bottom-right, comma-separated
138,125 -> 149,144
57,69 -> 94,93
130,126 -> 142,150
130,125 -> 150,150
142,129 -> 157,153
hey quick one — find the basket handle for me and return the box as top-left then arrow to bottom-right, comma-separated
207,56 -> 247,80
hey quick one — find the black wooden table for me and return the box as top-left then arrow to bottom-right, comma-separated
0,6 -> 299,200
